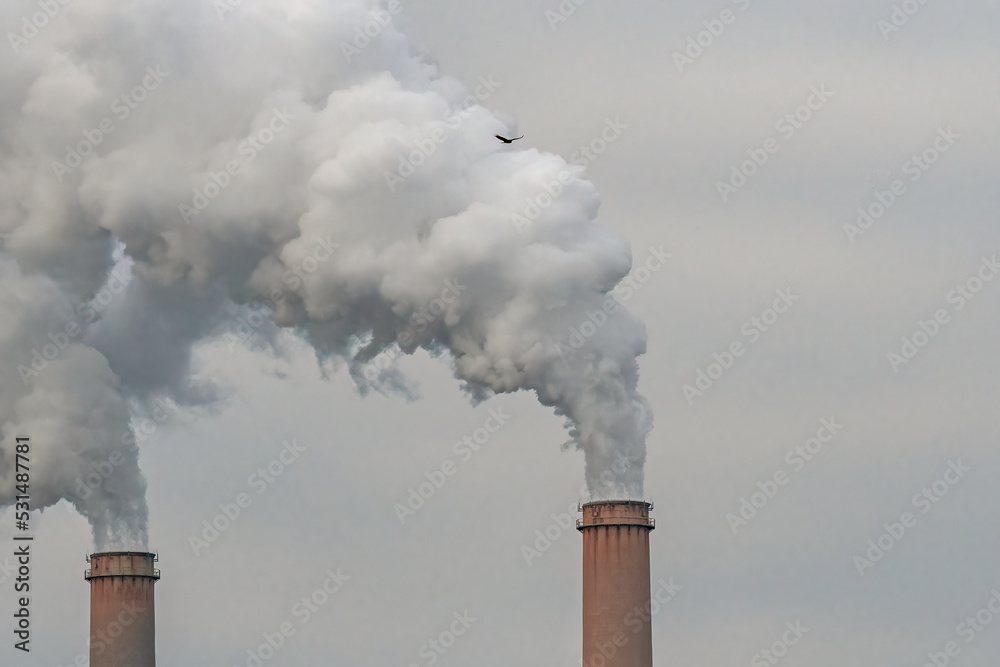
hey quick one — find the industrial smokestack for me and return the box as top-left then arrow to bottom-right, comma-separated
85,551 -> 160,667
578,501 -> 654,667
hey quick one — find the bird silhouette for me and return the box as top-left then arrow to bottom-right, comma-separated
495,134 -> 524,144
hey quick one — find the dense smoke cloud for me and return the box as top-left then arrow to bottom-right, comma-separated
0,0 -> 652,548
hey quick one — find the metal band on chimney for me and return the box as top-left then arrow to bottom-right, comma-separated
576,500 -> 655,530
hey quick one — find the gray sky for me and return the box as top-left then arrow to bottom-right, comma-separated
2,0 -> 1000,666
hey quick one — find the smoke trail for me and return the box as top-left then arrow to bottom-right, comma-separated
0,260 -> 147,549
0,0 -> 653,544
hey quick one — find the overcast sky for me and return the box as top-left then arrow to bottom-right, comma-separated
2,0 -> 1000,666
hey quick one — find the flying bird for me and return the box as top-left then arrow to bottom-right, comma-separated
495,134 -> 524,144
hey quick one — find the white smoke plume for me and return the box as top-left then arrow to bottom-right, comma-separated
0,0 -> 652,548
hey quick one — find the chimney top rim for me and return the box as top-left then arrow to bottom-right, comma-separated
579,499 -> 653,509
87,551 -> 158,559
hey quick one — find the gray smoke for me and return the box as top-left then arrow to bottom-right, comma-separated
0,0 -> 652,548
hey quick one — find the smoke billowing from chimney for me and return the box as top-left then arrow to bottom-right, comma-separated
0,0 -> 652,547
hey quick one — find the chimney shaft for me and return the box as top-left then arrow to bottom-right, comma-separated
578,501 -> 654,667
85,551 -> 160,667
